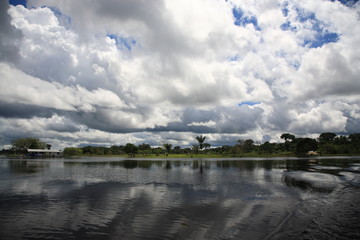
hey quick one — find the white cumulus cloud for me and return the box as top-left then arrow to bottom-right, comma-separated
0,0 -> 359,149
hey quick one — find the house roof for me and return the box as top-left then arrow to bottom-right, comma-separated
27,149 -> 62,153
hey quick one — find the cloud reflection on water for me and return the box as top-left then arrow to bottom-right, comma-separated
0,157 -> 359,239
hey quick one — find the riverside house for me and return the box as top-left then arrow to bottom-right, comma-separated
27,149 -> 62,157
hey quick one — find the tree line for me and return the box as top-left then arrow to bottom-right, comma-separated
2,132 -> 360,157
61,132 -> 360,157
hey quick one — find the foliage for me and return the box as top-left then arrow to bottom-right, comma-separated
10,132 -> 357,158
319,132 -> 337,143
280,133 -> 295,142
203,143 -> 211,149
138,143 -> 151,151
195,135 -> 207,150
238,139 -> 255,153
295,138 -> 318,156
192,144 -> 199,154
163,143 -> 172,154
12,138 -> 47,153
173,146 -> 182,154
124,143 -> 138,157
280,133 -> 296,151
349,133 -> 360,143
63,147 -> 82,157
110,145 -> 124,154
258,142 -> 275,154
152,147 -> 163,156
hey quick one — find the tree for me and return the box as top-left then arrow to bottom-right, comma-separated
110,145 -> 124,154
195,135 -> 207,150
63,147 -> 82,157
349,133 -> 360,153
152,147 -> 163,156
203,143 -> 211,150
236,139 -> 245,145
295,138 -> 318,155
280,133 -> 295,142
138,143 -> 151,156
349,133 -> 360,143
124,143 -> 138,157
163,143 -> 172,155
12,138 -> 46,153
192,144 -> 199,154
243,139 -> 255,153
258,141 -> 275,155
280,133 -> 295,151
319,132 -> 337,143
173,146 -> 181,154
334,136 -> 349,145
138,143 -> 151,151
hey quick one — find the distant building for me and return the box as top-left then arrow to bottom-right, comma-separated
307,151 -> 319,156
27,149 -> 62,157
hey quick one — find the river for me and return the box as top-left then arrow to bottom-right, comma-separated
0,157 -> 359,239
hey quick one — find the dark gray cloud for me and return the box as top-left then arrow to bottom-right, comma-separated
151,105 -> 264,134
44,119 -> 80,133
64,110 -> 141,134
0,101 -> 55,119
150,121 -> 215,134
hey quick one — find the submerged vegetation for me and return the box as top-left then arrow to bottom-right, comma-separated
2,132 -> 360,158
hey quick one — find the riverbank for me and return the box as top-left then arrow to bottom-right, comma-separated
77,152 -> 360,159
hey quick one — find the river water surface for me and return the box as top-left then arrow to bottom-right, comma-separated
0,157 -> 359,239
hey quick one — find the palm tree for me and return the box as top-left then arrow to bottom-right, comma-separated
195,135 -> 206,150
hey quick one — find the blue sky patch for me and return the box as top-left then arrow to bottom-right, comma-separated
49,7 -> 72,29
296,8 -> 317,23
304,32 -> 339,48
281,8 -> 340,48
108,34 -> 137,51
9,0 -> 26,7
330,0 -> 359,7
232,8 -> 261,31
238,101 -> 261,107
302,13 -> 340,48
228,54 -> 241,62
280,22 -> 297,32
281,3 -> 289,17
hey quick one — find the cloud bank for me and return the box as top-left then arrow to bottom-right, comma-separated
1,0 -> 360,149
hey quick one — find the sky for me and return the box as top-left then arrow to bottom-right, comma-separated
1,0 -> 360,150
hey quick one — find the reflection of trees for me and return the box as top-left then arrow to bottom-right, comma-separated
137,161 -> 153,169
243,161 -> 256,171
9,160 -> 48,174
122,160 -> 138,169
217,161 -> 231,168
121,160 -> 154,169
263,160 -> 273,171
285,160 -> 312,172
165,161 -> 172,169
192,161 -> 199,169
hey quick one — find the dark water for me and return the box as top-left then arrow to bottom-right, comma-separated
0,157 -> 359,240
